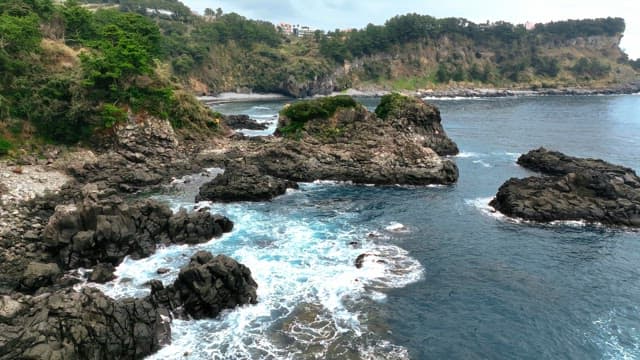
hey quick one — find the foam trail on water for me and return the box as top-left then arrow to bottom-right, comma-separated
473,159 -> 493,168
455,151 -> 482,158
91,186 -> 422,359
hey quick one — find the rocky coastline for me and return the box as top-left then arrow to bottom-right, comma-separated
201,81 -> 640,103
0,93 -> 460,358
196,94 -> 459,202
490,148 -> 640,226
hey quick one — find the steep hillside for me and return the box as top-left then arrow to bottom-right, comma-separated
75,1 -> 639,97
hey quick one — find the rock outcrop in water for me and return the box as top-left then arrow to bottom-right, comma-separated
0,250 -> 257,359
490,148 -> 640,226
149,250 -> 258,319
199,95 -> 459,200
196,164 -> 298,202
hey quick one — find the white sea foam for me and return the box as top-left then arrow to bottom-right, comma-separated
590,309 -> 640,360
422,96 -> 486,101
92,194 -> 421,359
473,159 -> 493,168
465,197 -> 631,230
454,151 -> 482,158
385,222 -> 409,233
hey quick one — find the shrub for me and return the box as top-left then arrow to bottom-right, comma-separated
0,137 -> 12,155
375,92 -> 413,119
571,58 -> 611,78
101,103 -> 127,128
278,95 -> 357,136
280,95 -> 357,123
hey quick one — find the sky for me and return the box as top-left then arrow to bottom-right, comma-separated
182,0 -> 640,59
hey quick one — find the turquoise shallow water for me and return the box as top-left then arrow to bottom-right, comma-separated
96,95 -> 640,359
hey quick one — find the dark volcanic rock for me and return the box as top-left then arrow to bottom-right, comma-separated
376,93 -> 459,156
490,148 -> 640,226
149,250 -> 258,319
0,250 -> 258,359
89,263 -> 116,283
219,95 -> 460,186
0,288 -> 171,360
42,186 -> 234,269
196,165 -> 298,202
19,261 -> 61,292
223,115 -> 268,130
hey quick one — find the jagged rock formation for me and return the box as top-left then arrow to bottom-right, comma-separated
0,251 -> 257,359
0,288 -> 171,360
250,94 -> 458,185
196,164 -> 298,202
490,148 -> 640,226
42,184 -> 234,270
149,250 -> 258,319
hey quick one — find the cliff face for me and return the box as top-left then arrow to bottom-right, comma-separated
186,34 -> 637,97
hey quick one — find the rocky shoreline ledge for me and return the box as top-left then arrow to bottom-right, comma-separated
196,94 -> 459,202
201,81 -> 640,102
490,148 -> 640,226
0,93 -> 458,358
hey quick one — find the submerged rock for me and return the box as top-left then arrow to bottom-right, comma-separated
196,164 -> 298,202
490,148 -> 640,226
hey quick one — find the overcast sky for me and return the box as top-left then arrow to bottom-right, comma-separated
182,0 -> 640,59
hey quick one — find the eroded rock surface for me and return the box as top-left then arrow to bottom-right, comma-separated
196,164 -> 298,202
42,185 -> 233,269
149,250 -> 258,320
201,95 -> 459,192
490,148 -> 640,226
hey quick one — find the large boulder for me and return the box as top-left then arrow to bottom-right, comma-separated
196,164 -> 298,202
490,148 -> 640,226
0,288 -> 171,360
149,250 -> 258,319
19,262 -> 61,293
42,187 -> 234,269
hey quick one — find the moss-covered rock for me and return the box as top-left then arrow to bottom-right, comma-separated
276,95 -> 359,137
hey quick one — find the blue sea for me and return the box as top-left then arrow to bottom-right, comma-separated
93,94 -> 640,359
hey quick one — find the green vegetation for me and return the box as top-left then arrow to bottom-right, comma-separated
375,93 -> 413,120
0,0 -> 636,154
279,96 -> 358,135
0,0 -> 223,151
571,58 -> 611,79
0,137 -> 12,156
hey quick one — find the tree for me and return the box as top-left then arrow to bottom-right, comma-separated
204,7 -> 214,16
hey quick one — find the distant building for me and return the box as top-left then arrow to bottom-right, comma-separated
146,8 -> 174,17
277,22 -> 317,37
278,22 -> 294,36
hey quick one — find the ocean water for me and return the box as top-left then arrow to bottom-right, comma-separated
93,95 -> 640,359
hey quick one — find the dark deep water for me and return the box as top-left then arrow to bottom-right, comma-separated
99,95 -> 640,359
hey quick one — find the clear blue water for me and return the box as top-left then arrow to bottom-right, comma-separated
95,95 -> 640,359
